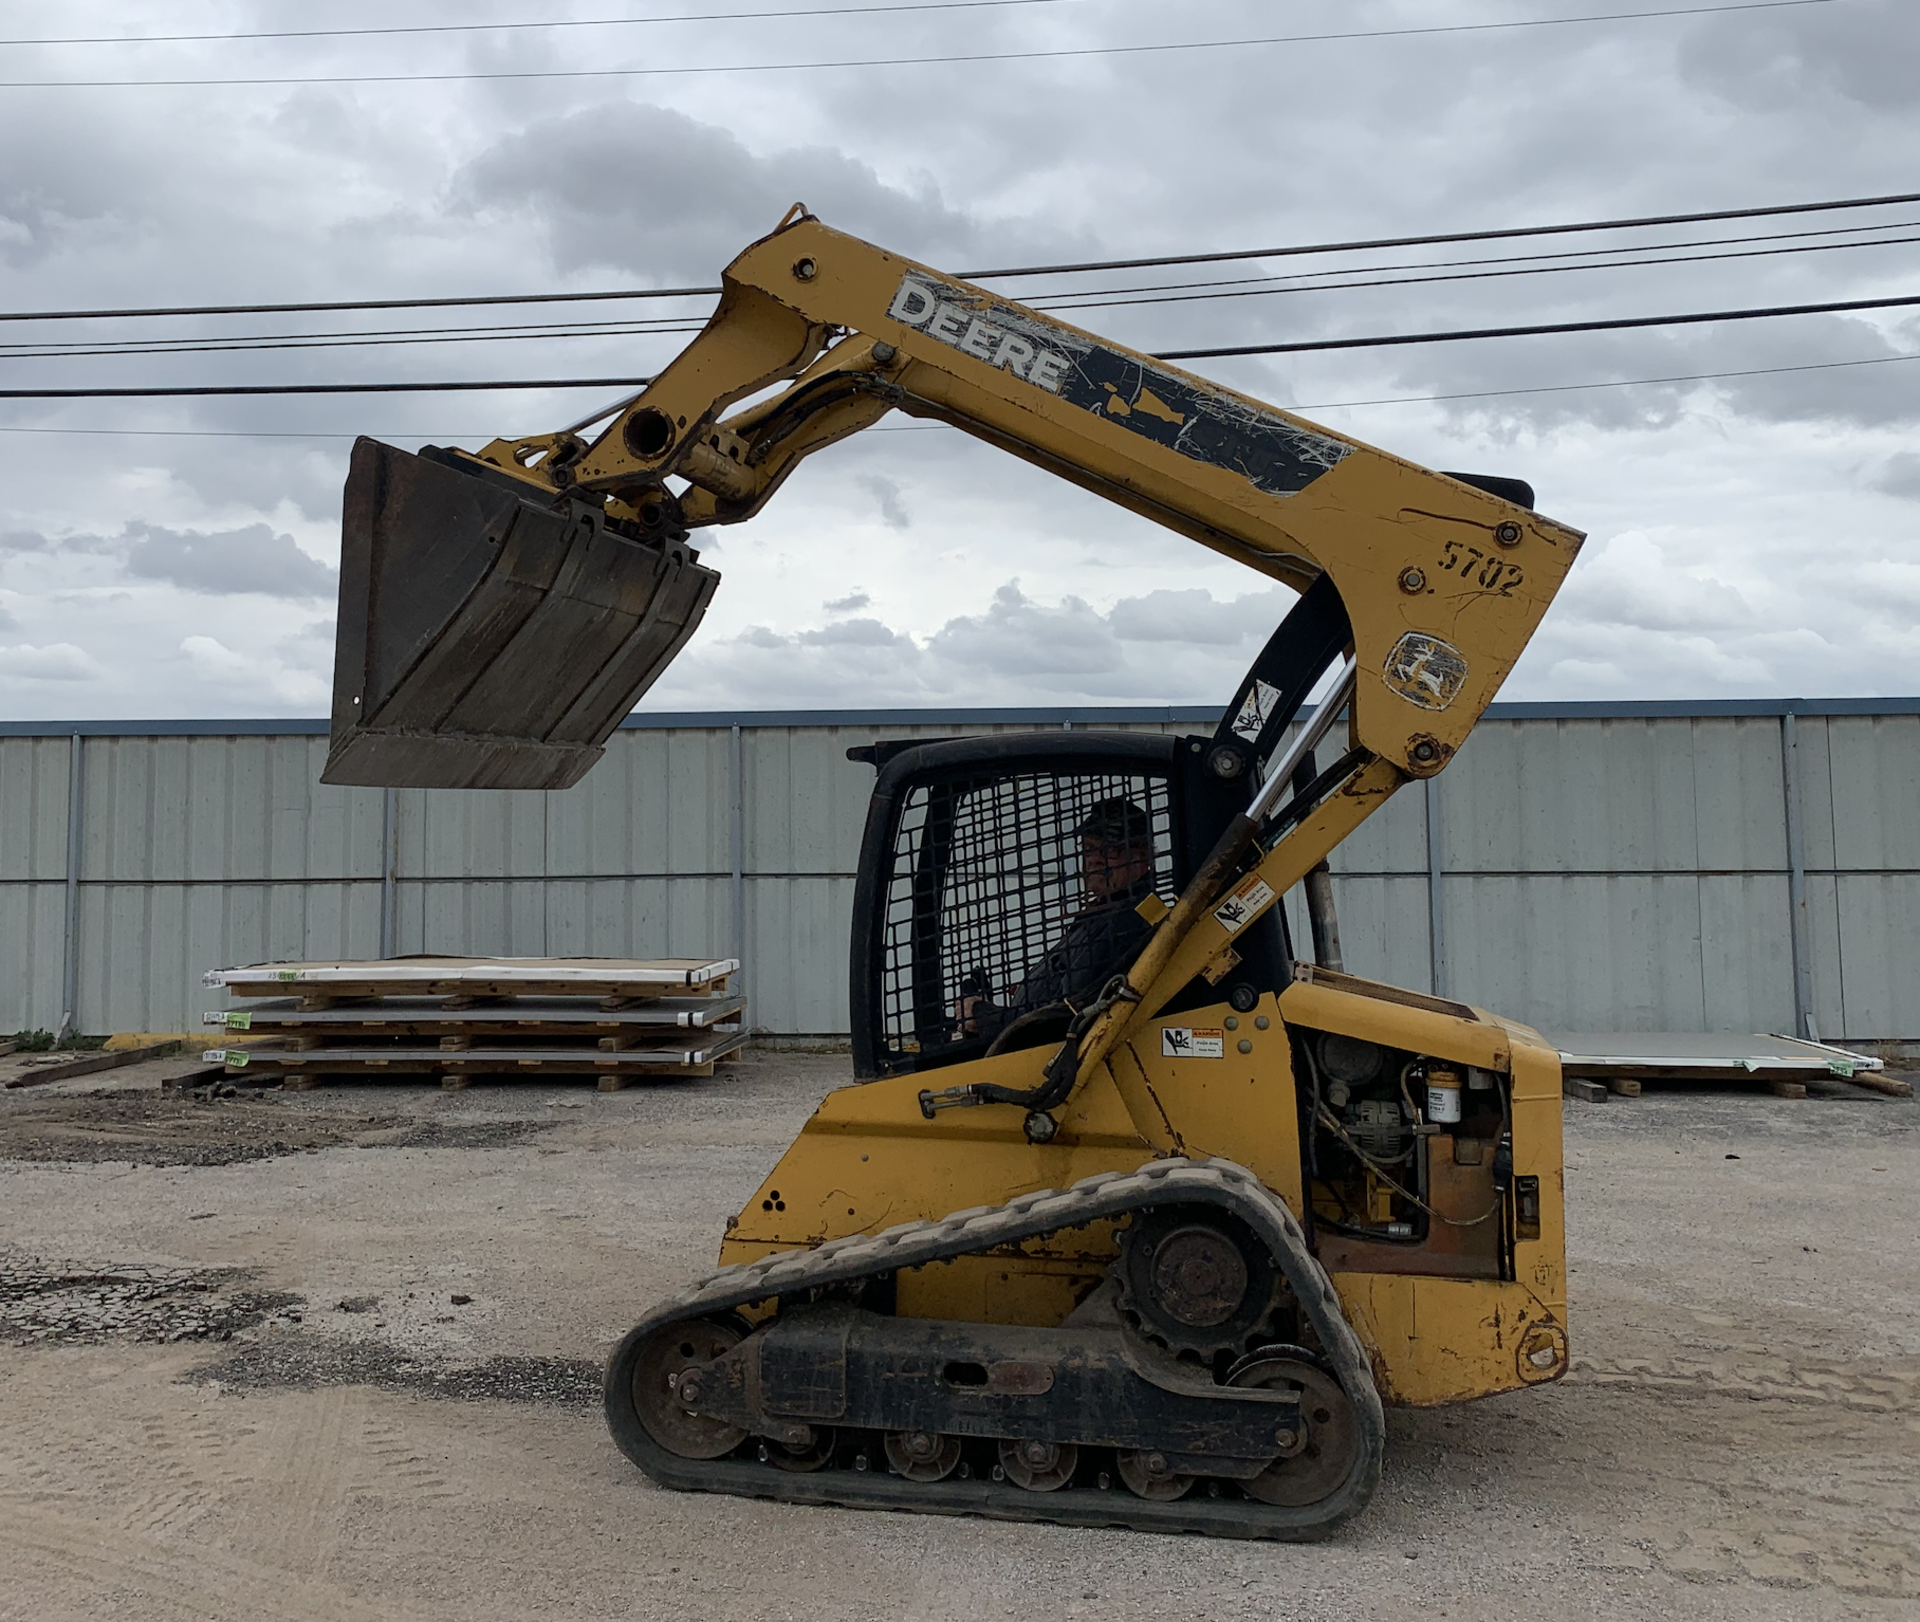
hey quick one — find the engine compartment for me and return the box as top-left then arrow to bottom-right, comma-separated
1293,1027 -> 1537,1281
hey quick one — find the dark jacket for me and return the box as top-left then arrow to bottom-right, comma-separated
974,880 -> 1155,1037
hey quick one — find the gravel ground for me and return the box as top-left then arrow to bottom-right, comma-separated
1,1050 -> 1915,1621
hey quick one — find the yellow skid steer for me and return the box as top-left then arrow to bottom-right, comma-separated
323,206 -> 1581,1537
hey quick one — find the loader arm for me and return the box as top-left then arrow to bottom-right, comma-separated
326,205 -> 1583,1118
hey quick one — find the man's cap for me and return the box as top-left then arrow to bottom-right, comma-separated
1075,796 -> 1152,846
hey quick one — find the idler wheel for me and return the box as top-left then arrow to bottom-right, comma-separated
1115,1447 -> 1194,1502
1227,1349 -> 1358,1507
630,1317 -> 748,1461
997,1437 -> 1078,1492
761,1426 -> 837,1472
883,1430 -> 963,1482
1116,1206 -> 1282,1357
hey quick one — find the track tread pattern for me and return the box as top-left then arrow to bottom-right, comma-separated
604,1157 -> 1385,1540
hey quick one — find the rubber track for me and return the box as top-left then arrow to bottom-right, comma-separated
604,1157 -> 1386,1539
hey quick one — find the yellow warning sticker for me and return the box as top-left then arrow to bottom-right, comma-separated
1162,1027 -> 1225,1059
1212,875 -> 1276,933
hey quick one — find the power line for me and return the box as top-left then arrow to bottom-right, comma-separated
4,290 -> 1917,397
6,186 -> 1920,327
0,321 -> 709,362
1034,229 -> 1920,315
12,227 -> 1918,364
1,0 -> 1084,47
0,1 -> 1851,89
966,187 -> 1920,281
1291,349 -> 1920,412
4,348 -> 1914,440
0,284 -> 721,326
1015,216 -> 1920,302
1156,291 -> 1920,361
0,311 -> 707,355
0,377 -> 656,400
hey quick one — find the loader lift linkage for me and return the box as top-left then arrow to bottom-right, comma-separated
324,206 -> 1583,1537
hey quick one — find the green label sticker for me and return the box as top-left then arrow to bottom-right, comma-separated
225,1010 -> 252,1030
226,1051 -> 249,1068
1828,1057 -> 1856,1077
275,969 -> 301,982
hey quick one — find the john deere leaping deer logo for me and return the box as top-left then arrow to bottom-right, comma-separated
1382,632 -> 1469,711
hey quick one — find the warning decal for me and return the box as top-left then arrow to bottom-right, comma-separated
1162,1027 -> 1225,1060
1212,875 -> 1276,934
1229,678 -> 1282,743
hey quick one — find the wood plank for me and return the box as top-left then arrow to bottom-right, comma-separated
1563,1078 -> 1609,1103
1769,1079 -> 1809,1098
1606,1078 -> 1642,1098
1846,1071 -> 1914,1098
4,1040 -> 185,1089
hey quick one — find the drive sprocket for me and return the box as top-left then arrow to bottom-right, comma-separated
1114,1204 -> 1283,1358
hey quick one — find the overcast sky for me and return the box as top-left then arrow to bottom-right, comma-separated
1,0 -> 1915,720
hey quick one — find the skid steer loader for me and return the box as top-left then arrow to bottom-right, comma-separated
323,206 -> 1581,1538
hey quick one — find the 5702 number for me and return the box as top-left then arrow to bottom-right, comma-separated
1440,538 -> 1523,595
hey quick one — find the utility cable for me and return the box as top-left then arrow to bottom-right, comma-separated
0,378 -> 658,400
4,186 -> 1918,325
0,2 -> 1855,90
3,290 -> 1915,395
1154,291 -> 1920,362
2,347 -> 1914,436
0,322 -> 709,362
11,227 -> 1919,363
1287,348 -> 1920,413
1012,216 -> 1920,302
1033,230 -> 1920,315
0,0 -> 1087,47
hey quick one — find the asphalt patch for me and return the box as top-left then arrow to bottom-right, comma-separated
0,1091 -> 553,1167
1,1253 -> 300,1345
192,1332 -> 603,1410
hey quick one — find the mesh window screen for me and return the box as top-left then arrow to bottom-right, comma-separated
880,770 -> 1176,1055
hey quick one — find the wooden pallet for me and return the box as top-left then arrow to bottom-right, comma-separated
202,993 -> 747,1040
206,955 -> 738,1001
200,956 -> 748,1090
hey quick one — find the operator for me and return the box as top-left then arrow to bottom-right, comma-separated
962,797 -> 1160,1042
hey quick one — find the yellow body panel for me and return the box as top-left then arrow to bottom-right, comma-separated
721,985 -> 1569,1405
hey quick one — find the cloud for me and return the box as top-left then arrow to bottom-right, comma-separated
457,102 -> 1082,285
6,3 -> 1920,721
646,577 -> 1292,709
1875,453 -> 1920,501
856,474 -> 911,531
178,635 -> 329,707
1108,585 -> 1292,645
123,522 -> 337,598
0,642 -> 102,682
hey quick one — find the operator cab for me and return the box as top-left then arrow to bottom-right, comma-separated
846,731 -> 1289,1079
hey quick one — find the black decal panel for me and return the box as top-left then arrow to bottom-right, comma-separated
1053,344 -> 1352,497
887,272 -> 1354,498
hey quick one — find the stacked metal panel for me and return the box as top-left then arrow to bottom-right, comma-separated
201,955 -> 745,1089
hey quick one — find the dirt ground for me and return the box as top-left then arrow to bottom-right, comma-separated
2,1048 -> 1916,1622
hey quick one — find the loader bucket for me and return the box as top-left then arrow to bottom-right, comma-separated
322,439 -> 719,792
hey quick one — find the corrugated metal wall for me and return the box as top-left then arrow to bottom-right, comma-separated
3,704 -> 1914,1041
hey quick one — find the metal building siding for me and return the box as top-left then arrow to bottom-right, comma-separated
0,735 -> 72,882
2,708 -> 1914,1040
0,883 -> 66,1030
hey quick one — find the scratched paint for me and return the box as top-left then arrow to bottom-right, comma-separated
886,272 -> 1353,496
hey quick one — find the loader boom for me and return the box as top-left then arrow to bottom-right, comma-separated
469,205 -> 1583,783
327,206 -> 1581,1106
